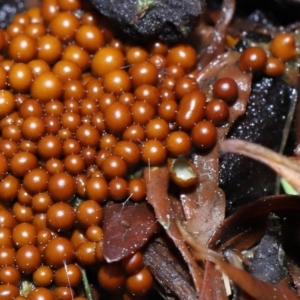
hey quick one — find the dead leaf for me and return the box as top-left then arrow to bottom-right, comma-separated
144,165 -> 203,296
102,200 -> 159,262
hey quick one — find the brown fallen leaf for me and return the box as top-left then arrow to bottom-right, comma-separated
199,261 -> 228,300
144,165 -> 203,297
195,0 -> 236,69
102,200 -> 159,262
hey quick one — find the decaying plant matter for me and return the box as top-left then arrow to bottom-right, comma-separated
0,0 -> 300,299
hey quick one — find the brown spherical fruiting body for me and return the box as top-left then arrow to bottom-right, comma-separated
122,124 -> 146,143
167,44 -> 197,71
270,33 -> 297,62
54,264 -> 81,287
100,134 -> 117,151
76,124 -> 101,148
75,241 -> 97,265
145,118 -> 170,141
128,178 -> 147,202
131,101 -> 155,126
98,263 -> 126,293
33,265 -> 53,287
12,222 -> 37,248
31,72 -> 63,103
63,139 -> 81,157
0,285 -> 20,299
32,192 -> 53,213
28,59 -> 51,78
85,226 -> 103,243
191,121 -> 217,149
8,34 -> 37,63
37,35 -> 63,65
104,102 -> 133,135
113,141 -> 141,166
10,152 -> 38,178
76,200 -> 103,227
48,172 -> 76,202
103,69 -> 132,94
126,46 -> 148,64
46,202 -> 76,231
0,247 -> 16,267
99,93 -> 117,113
157,99 -> 178,122
15,245 -> 42,273
86,177 -> 109,203
22,116 -> 46,140
109,177 -> 128,201
129,61 -> 158,88
25,23 -> 47,39
213,77 -> 239,103
141,140 -> 167,166
0,227 -> 13,248
0,209 -> 17,230
0,175 -> 20,202
37,135 -> 63,160
49,12 -> 80,42
0,265 -> 21,285
166,131 -> 192,156
122,251 -> 144,275
125,267 -> 153,297
52,287 -> 75,300
134,84 -> 160,108
70,228 -> 88,250
264,57 -> 286,77
101,155 -> 127,180
239,46 -> 267,73
44,237 -> 75,268
91,47 -> 125,77
13,202 -> 33,223
2,124 -> 22,142
150,54 -> 167,70
174,77 -> 198,99
165,64 -> 185,79
0,153 -> 9,180
28,287 -> 55,300
52,59 -> 82,82
8,63 -> 33,93
205,99 -> 229,126
75,25 -> 105,53
63,79 -> 86,100
0,90 -> 15,119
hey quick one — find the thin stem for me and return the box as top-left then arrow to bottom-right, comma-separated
80,267 -> 93,300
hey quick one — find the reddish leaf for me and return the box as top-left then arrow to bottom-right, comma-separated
144,165 -> 204,295
102,201 -> 159,262
195,0 -> 236,69
199,261 -> 228,300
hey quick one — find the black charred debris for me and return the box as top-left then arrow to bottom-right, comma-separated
0,0 -> 24,28
89,0 -> 203,42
